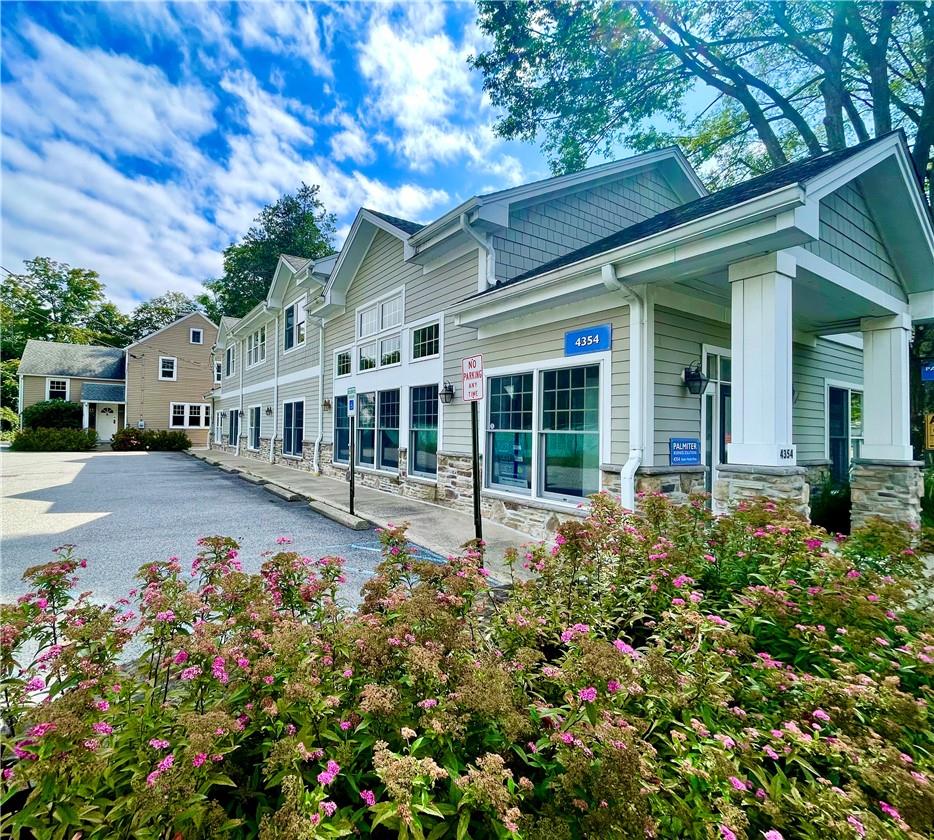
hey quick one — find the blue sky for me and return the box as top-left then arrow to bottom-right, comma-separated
1,2 -> 552,311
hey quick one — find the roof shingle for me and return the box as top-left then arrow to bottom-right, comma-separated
80,383 -> 126,402
365,209 -> 424,236
19,340 -> 125,379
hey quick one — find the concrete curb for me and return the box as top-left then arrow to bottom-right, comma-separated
218,465 -> 241,474
264,483 -> 304,502
239,473 -> 268,486
308,500 -> 371,530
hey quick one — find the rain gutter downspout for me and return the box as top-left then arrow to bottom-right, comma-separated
237,336 -> 243,456
602,264 -> 643,511
270,313 -> 279,463
458,212 -> 496,291
312,313 -> 325,473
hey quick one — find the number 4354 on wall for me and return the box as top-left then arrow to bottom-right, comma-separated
564,324 -> 612,357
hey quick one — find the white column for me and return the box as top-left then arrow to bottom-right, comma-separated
82,402 -> 89,429
860,313 -> 913,461
727,252 -> 797,467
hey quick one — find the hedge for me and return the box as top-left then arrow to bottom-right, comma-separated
21,400 -> 83,430
9,427 -> 97,451
111,427 -> 191,451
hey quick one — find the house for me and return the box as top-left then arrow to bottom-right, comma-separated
18,312 -> 218,444
210,132 -> 932,534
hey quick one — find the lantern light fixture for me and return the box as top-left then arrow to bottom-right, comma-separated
681,361 -> 710,395
439,381 -> 455,404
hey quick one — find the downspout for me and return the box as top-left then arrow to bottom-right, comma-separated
270,314 -> 279,463
17,373 -> 23,426
458,212 -> 496,291
312,313 -> 325,473
602,264 -> 644,511
237,336 -> 243,456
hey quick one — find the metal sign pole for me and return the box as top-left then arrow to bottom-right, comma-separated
349,415 -> 355,516
470,399 -> 482,543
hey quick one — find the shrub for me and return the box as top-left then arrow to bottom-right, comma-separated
1,497 -> 932,839
111,427 -> 191,451
21,399 -> 82,430
0,405 -> 18,431
8,426 -> 97,451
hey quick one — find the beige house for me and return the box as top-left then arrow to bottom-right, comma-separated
18,312 -> 218,445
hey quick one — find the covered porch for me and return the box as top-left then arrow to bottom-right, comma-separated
80,383 -> 126,442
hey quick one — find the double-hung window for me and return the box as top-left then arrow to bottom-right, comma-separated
171,403 -> 187,428
334,396 -> 350,462
540,365 -> 600,500
248,405 -> 261,450
187,404 -> 203,427
225,346 -> 236,377
378,389 -> 400,470
247,326 -> 266,367
358,305 -> 378,338
284,301 -> 306,351
380,295 -> 403,330
358,342 -> 377,372
283,400 -> 304,457
412,323 -> 439,360
47,379 -> 68,401
170,402 -> 211,429
356,292 -> 403,370
380,336 -> 401,366
409,385 -> 438,476
336,351 -> 351,377
214,361 -> 222,385
159,357 -> 177,381
487,374 -> 533,492
828,385 -> 863,483
356,392 -> 376,467
228,409 -> 239,444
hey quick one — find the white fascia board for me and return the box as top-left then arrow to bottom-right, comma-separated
321,212 -> 380,301
266,256 -> 299,308
791,247 -> 909,315
910,291 -> 934,323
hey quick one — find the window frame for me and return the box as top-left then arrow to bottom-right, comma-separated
159,356 -> 178,382
356,392 -> 376,468
283,298 -> 306,353
377,388 -> 401,472
379,335 -> 401,368
282,399 -> 305,458
225,346 -> 236,378
335,349 -> 352,378
214,361 -> 222,385
248,404 -> 262,450
228,408 -> 239,444
45,378 -> 70,401
486,372 -> 534,495
246,325 -> 267,368
824,379 -> 864,482
169,402 -> 211,429
358,341 -> 377,372
190,327 -> 204,345
334,395 -> 350,464
411,322 -> 440,361
409,384 -> 439,478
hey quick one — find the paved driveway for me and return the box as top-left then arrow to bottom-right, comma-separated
0,450 -> 418,609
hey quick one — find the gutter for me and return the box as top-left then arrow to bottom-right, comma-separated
270,315 -> 279,462
603,264 -> 644,511
312,316 -> 325,473
458,212 -> 496,292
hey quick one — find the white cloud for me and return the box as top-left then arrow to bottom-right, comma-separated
238,1 -> 333,78
330,112 -> 376,165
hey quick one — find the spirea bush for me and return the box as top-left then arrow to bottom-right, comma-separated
110,428 -> 191,451
1,495 -> 932,840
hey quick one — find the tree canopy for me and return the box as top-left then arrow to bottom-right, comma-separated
471,0 -> 934,197
128,292 -> 201,341
200,183 -> 336,319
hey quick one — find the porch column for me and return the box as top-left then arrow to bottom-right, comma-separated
851,313 -> 922,528
82,402 -> 89,430
714,252 -> 808,516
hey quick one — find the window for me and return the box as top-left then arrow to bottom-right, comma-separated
284,301 -> 305,351
828,385 -> 863,483
359,305 -> 378,338
170,402 -> 211,429
225,346 -> 236,377
540,365 -> 600,500
159,357 -> 177,381
336,351 -> 352,377
334,395 -> 350,463
190,328 -> 203,344
247,326 -> 266,367
46,379 -> 68,401
356,392 -> 376,467
412,323 -> 439,360
214,412 -> 223,444
359,342 -> 377,372
488,374 -> 533,492
228,409 -> 239,444
380,295 -> 403,330
248,405 -> 261,450
283,400 -> 304,457
214,361 -> 222,385
410,385 -> 439,476
378,389 -> 400,470
380,336 -> 401,366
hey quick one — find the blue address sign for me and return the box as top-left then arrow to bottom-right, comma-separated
923,360 -> 934,382
565,323 -> 612,356
669,437 -> 701,466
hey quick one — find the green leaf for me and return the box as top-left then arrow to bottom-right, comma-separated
457,808 -> 471,840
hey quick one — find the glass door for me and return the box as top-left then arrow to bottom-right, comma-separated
703,350 -> 731,491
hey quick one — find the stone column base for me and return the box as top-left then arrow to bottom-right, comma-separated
712,464 -> 809,517
850,459 -> 923,529
635,466 -> 707,504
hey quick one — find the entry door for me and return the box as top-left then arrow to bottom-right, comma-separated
703,350 -> 732,491
96,404 -> 119,441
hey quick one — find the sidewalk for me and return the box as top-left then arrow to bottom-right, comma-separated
187,450 -> 537,581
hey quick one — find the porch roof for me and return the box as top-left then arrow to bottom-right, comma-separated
80,383 -> 126,403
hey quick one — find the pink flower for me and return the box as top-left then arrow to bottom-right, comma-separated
94,700 -> 109,712
155,610 -> 175,622
417,698 -> 438,709
149,738 -> 170,750
719,826 -> 738,840
275,536 -> 293,544
25,677 -> 45,692
847,816 -> 865,837
613,640 -> 641,659
146,770 -> 161,787
339,721 -> 352,731
180,665 -> 202,681
879,802 -> 901,821
320,800 -> 337,817
192,753 -> 207,768
1,768 -> 12,781
578,687 -> 597,703
30,722 -> 56,738
607,679 -> 621,693
263,675 -> 275,685
173,650 -> 189,665
671,597 -> 685,606
360,789 -> 376,807
157,754 -> 175,773
728,776 -> 748,792
236,657 -> 250,669
92,722 -> 113,735
763,832 -> 784,840
812,709 -> 830,722
83,739 -> 99,751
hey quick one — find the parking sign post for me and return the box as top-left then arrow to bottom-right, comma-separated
347,387 -> 356,516
461,355 -> 484,543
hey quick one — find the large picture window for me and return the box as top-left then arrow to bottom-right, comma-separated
283,400 -> 304,457
334,396 -> 350,463
540,365 -> 600,500
356,392 -> 376,467
410,385 -> 438,476
488,373 -> 533,492
378,389 -> 400,470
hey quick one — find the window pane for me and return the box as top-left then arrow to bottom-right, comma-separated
489,373 -> 532,431
412,323 -> 439,359
380,295 -> 403,329
335,396 -> 349,462
410,385 -> 438,475
171,405 -> 186,427
188,405 -> 201,426
380,336 -> 401,366
541,365 -> 598,431
284,306 -> 295,350
161,358 -> 175,378
49,380 -> 67,400
410,384 -> 439,429
489,431 -> 532,491
378,389 -> 400,470
542,433 -> 599,498
359,342 -> 377,371
850,390 -> 863,438
359,306 -> 378,337
410,430 -> 437,475
337,352 -> 351,377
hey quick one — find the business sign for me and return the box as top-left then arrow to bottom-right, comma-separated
669,437 -> 701,466
347,386 -> 356,417
923,360 -> 934,382
462,354 -> 484,402
926,413 -> 934,451
565,323 -> 612,356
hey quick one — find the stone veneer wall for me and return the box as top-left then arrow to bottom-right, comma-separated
850,459 -> 923,529
712,464 -> 809,517
319,445 -> 439,502
635,466 -> 707,504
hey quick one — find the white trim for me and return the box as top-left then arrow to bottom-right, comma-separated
282,295 -> 307,354
355,285 -> 405,340
824,378 -> 863,465
189,327 -> 204,345
821,333 -> 863,350
247,403 -> 262,450
44,377 -> 70,401
169,401 -> 211,429
410,320 -> 441,362
699,344 -> 731,488
334,345 -> 353,378
158,356 -> 178,381
125,311 -> 217,351
245,324 -> 268,368
281,397 -> 305,458
791,247 -> 909,315
220,366 -> 321,400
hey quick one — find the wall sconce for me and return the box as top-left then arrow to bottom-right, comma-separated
322,398 -> 332,411
220,410 -> 227,418
681,361 -> 710,395
265,406 -> 273,416
439,381 -> 455,404
238,409 -> 244,418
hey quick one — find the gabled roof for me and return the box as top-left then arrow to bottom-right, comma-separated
364,209 -> 424,236
281,254 -> 311,272
125,311 -> 216,350
20,340 -> 126,379
473,131 -> 930,297
80,382 -> 125,403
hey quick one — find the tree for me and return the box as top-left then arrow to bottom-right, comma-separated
90,302 -> 132,347
128,292 -> 201,341
470,1 -> 934,197
202,183 -> 336,318
0,257 -> 111,359
1,359 -> 19,413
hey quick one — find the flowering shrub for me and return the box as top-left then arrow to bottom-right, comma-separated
2,496 -> 932,839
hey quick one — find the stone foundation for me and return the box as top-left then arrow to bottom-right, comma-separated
635,466 -> 707,504
712,464 -> 809,517
239,437 -> 272,463
801,460 -> 832,488
850,459 -> 923,529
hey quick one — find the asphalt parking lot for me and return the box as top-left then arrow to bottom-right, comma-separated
0,450 -> 431,609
